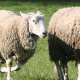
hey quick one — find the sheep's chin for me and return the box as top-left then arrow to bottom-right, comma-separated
39,35 -> 46,38
31,33 -> 46,38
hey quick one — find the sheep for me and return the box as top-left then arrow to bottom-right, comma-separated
0,10 -> 47,80
0,10 -> 17,21
48,7 -> 80,80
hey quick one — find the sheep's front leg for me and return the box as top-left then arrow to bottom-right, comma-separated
6,59 -> 13,80
0,63 -> 1,77
11,61 -> 23,71
62,62 -> 69,80
0,59 -> 13,80
0,61 -> 24,72
78,62 -> 80,80
55,61 -> 64,80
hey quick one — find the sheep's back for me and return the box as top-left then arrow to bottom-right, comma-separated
0,10 -> 17,21
48,7 -> 80,61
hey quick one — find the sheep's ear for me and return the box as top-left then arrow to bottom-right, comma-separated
20,11 -> 27,17
36,11 -> 44,16
20,11 -> 31,19
36,11 -> 42,14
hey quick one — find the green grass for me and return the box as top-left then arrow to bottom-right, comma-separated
0,1 -> 79,80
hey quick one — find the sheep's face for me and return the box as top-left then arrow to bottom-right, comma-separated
20,11 -> 47,38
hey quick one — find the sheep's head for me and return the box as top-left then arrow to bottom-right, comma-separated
20,11 -> 47,38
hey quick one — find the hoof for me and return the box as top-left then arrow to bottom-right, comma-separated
7,76 -> 13,80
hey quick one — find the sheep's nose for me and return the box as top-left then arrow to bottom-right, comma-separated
43,31 -> 47,37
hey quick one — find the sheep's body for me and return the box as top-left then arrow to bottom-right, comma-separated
0,16 -> 37,61
0,10 -> 47,80
48,7 -> 80,80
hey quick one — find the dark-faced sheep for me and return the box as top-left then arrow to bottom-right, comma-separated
48,7 -> 80,80
0,10 -> 47,80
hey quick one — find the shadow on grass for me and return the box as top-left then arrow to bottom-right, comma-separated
1,0 -> 80,2
0,0 -> 80,7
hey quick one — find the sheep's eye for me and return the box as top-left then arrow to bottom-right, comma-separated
33,20 -> 37,24
33,20 -> 35,22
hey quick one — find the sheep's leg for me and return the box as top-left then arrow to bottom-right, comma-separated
0,59 -> 13,80
11,60 -> 27,71
62,62 -> 69,80
55,61 -> 64,80
0,67 -> 7,72
0,63 -> 1,77
0,61 -> 25,72
11,61 -> 23,71
77,63 -> 80,80
6,59 -> 13,80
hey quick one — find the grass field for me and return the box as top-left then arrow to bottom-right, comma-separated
0,1 -> 79,80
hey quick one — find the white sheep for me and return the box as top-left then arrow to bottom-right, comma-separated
0,10 -> 47,80
0,10 -> 17,21
48,7 -> 80,80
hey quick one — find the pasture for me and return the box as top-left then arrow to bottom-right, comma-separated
0,1 -> 79,80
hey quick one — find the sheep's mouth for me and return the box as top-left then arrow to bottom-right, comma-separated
40,33 -> 47,38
